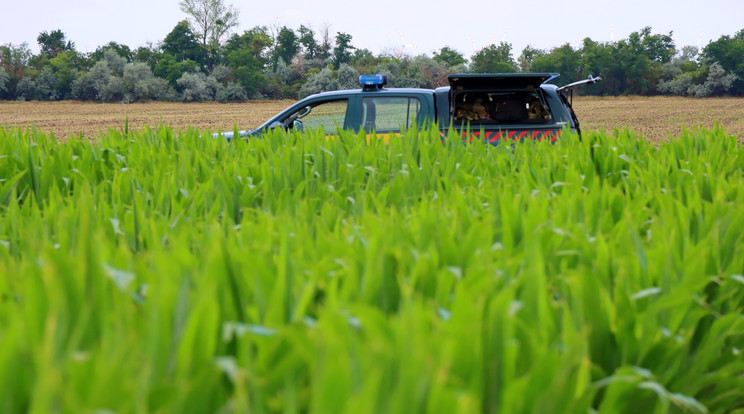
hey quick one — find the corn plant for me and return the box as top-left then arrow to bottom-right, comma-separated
0,123 -> 743,413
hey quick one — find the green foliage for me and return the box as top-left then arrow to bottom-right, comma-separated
0,43 -> 33,98
0,66 -> 8,93
33,67 -> 58,100
433,46 -> 467,67
14,76 -> 35,100
0,125 -> 743,413
179,0 -> 239,48
90,41 -> 133,64
332,32 -> 354,69
336,63 -> 360,89
122,62 -> 174,102
154,54 -> 201,88
470,42 -> 518,73
703,29 -> 744,94
162,20 -> 206,67
71,60 -> 132,102
530,44 -> 581,81
517,45 -> 545,72
3,25 -> 744,101
133,43 -> 162,71
36,29 -> 75,59
48,52 -> 81,99
299,25 -> 319,60
298,66 -> 338,97
272,26 -> 299,68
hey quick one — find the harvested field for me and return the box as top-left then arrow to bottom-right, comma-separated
1,96 -> 743,142
0,100 -> 292,141
573,95 -> 744,143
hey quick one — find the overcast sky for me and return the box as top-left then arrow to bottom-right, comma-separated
2,0 -> 743,60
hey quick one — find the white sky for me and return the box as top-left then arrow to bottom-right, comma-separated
1,0 -> 743,60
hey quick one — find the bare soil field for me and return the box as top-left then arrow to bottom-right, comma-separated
1,96 -> 742,143
572,96 -> 744,143
0,100 -> 292,141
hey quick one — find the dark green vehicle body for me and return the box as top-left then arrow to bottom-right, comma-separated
221,73 -> 599,144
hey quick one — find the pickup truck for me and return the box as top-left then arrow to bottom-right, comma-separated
221,73 -> 600,143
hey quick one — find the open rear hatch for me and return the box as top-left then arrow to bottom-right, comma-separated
448,73 -> 560,126
448,73 -> 559,91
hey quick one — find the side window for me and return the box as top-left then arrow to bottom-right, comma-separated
286,99 -> 348,132
361,97 -> 422,132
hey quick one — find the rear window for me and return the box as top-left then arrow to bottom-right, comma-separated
453,91 -> 551,125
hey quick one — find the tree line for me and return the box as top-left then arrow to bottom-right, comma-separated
1,1 -> 742,103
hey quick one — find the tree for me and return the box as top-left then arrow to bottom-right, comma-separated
90,42 -> 133,63
133,43 -> 162,70
298,25 -> 319,60
517,45 -> 546,72
179,0 -> 239,70
0,43 -> 34,99
34,67 -> 58,100
638,26 -> 675,63
470,42 -> 518,73
332,32 -> 354,69
37,29 -> 74,58
679,45 -> 699,62
48,51 -> 81,99
0,66 -> 8,95
318,24 -> 333,61
222,27 -> 272,96
530,44 -> 581,82
703,29 -> 744,94
154,54 -> 200,87
162,20 -> 206,66
273,27 -> 299,68
433,46 -> 466,68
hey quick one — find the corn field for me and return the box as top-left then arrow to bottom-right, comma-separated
0,124 -> 743,413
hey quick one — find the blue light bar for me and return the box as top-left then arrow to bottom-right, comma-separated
359,74 -> 388,90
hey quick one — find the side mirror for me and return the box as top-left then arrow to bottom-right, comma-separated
292,120 -> 304,131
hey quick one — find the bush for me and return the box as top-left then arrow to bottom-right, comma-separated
298,67 -> 338,98
216,82 -> 247,102
15,77 -> 35,101
177,72 -> 212,102
336,64 -> 359,90
122,62 -> 175,102
34,67 -> 58,101
657,73 -> 693,95
103,49 -> 127,76
72,61 -> 113,101
99,76 -> 126,102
